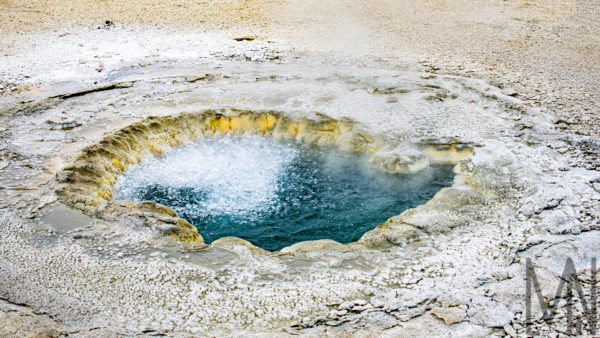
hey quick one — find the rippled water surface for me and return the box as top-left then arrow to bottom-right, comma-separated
115,135 -> 455,251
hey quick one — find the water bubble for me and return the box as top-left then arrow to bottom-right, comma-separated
115,135 -> 455,251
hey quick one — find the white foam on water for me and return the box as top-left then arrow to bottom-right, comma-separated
114,135 -> 299,218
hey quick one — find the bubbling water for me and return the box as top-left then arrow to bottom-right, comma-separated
114,135 -> 455,251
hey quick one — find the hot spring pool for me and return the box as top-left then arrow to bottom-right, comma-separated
114,135 -> 455,251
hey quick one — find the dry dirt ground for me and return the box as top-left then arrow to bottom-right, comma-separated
1,0 -> 598,135
1,0 -> 599,336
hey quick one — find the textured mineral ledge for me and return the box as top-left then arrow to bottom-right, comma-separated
55,109 -> 473,251
0,19 -> 599,334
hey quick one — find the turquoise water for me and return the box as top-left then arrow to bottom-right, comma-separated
114,135 -> 455,251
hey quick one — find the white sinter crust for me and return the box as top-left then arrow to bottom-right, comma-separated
0,1 -> 599,336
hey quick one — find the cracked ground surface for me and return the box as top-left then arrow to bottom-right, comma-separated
1,0 -> 599,336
